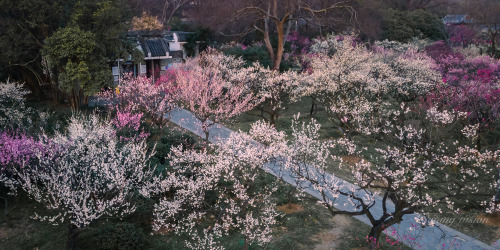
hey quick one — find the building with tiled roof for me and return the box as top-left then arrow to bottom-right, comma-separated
112,30 -> 196,84
443,14 -> 473,25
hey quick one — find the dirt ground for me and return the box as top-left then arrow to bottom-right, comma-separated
312,214 -> 353,250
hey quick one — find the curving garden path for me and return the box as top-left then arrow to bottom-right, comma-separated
167,107 -> 499,250
89,98 -> 498,249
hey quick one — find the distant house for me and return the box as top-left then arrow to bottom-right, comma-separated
442,14 -> 473,25
442,14 -> 500,45
112,30 -> 196,84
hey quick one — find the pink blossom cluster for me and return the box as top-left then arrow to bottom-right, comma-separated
0,131 -> 61,172
423,41 -> 500,129
285,31 -> 313,68
100,74 -> 177,126
112,107 -> 149,141
113,107 -> 143,131
0,131 -> 47,170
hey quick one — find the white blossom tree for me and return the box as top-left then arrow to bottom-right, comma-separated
5,114 -> 158,250
292,35 -> 441,138
244,107 -> 499,248
0,81 -> 32,130
153,131 -> 280,250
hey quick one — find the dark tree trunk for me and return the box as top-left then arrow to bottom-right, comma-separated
310,100 -> 316,117
201,119 -> 210,145
66,224 -> 79,250
367,223 -> 384,249
269,112 -> 276,126
1,195 -> 18,228
243,237 -> 249,250
204,130 -> 209,143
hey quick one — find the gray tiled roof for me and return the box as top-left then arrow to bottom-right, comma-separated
443,14 -> 472,24
140,38 -> 169,57
175,32 -> 190,42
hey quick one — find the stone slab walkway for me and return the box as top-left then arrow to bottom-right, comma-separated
168,107 -> 498,250
89,98 -> 498,249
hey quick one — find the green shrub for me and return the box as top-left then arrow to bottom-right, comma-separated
147,129 -> 196,171
98,222 -> 146,250
382,8 -> 444,42
127,196 -> 155,225
225,45 -> 273,68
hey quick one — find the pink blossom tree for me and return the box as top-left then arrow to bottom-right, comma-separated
193,48 -> 302,126
172,51 -> 262,142
100,74 -> 177,128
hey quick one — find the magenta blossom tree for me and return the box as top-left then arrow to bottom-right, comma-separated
446,24 -> 479,47
424,42 -> 500,147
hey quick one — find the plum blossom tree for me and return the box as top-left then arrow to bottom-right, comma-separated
236,64 -> 300,125
0,130 -> 60,227
186,49 -> 303,126
153,131 -> 280,250
292,35 -> 441,138
1,114 -> 158,250
171,51 -> 262,142
245,112 -> 499,249
102,74 -> 177,127
0,82 -> 32,130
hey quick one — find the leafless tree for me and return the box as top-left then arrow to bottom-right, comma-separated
231,0 -> 356,70
128,0 -> 190,25
190,0 -> 355,70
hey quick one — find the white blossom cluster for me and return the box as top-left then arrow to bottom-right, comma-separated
153,131 -> 280,249
0,82 -> 32,129
294,36 -> 441,138
233,108 -> 499,239
10,114 -> 157,228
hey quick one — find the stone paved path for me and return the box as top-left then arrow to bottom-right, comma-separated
168,107 -> 498,250
89,98 -> 498,249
